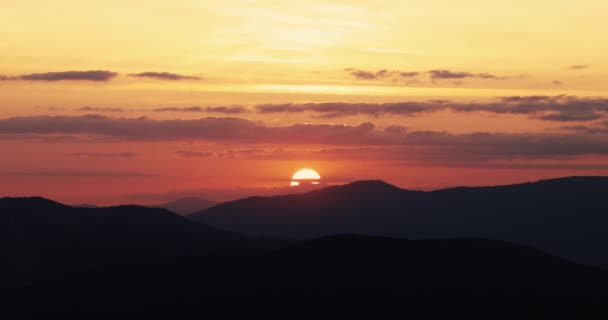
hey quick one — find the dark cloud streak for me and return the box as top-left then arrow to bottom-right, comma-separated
428,69 -> 507,81
345,68 -> 507,83
152,106 -> 246,114
255,96 -> 608,122
1,115 -> 608,160
67,152 -> 139,158
15,70 -> 117,82
256,102 -> 442,118
175,150 -> 216,158
129,72 -> 203,81
78,107 -> 126,113
569,65 -> 589,70
345,68 -> 420,80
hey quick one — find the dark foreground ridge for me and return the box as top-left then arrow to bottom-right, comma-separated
2,188 -> 608,317
3,235 -> 607,316
191,176 -> 608,266
0,196 -> 244,273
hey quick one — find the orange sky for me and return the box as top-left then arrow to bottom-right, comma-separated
1,0 -> 608,204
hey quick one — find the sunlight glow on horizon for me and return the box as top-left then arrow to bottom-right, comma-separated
291,168 -> 322,186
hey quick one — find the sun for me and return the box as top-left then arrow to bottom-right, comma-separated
291,168 -> 321,186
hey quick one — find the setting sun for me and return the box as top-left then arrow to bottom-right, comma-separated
291,168 -> 321,186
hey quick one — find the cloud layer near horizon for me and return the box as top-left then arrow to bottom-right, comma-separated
1,115 -> 607,161
256,96 -> 608,122
173,146 -> 608,170
61,95 -> 608,122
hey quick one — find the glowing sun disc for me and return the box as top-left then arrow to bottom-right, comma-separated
291,168 -> 321,180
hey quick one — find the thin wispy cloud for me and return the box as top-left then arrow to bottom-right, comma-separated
569,65 -> 589,70
152,106 -> 246,114
428,70 -> 507,81
1,115 -> 608,161
175,150 -> 216,158
129,72 -> 203,81
345,68 -> 419,80
0,70 -> 118,82
255,96 -> 608,122
67,152 -> 139,158
345,68 -> 507,83
78,107 -> 126,112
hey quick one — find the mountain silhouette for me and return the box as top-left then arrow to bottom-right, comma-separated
190,176 -> 608,266
72,203 -> 100,208
150,197 -> 219,215
5,235 -> 607,316
0,197 -> 242,272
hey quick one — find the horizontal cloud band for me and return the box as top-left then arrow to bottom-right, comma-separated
1,115 -> 608,159
255,96 -> 608,122
71,96 -> 608,122
0,70 -> 201,82
128,72 -> 202,80
345,68 -> 507,82
0,70 -> 118,82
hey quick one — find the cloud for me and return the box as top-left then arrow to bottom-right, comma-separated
67,152 -> 139,158
480,95 -> 608,122
128,72 -> 203,81
428,69 -> 507,81
537,110 -> 601,122
13,70 -> 118,82
62,143 -> 608,175
0,115 -> 399,144
175,150 -> 216,158
254,96 -> 608,122
152,106 -> 247,114
78,107 -> 126,112
0,115 -> 257,141
205,106 -> 247,114
153,107 -> 204,112
400,131 -> 608,158
0,170 -> 154,177
345,68 -> 507,84
569,65 -> 589,70
346,69 -> 378,80
395,71 -> 420,78
1,115 -> 608,160
256,102 -> 442,118
345,68 -> 419,80
173,144 -> 608,170
560,124 -> 608,135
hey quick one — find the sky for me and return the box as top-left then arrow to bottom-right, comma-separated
1,0 -> 608,204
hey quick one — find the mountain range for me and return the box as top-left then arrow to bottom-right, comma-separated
73,197 -> 220,215
190,176 -> 608,266
0,197 -> 242,273
149,197 -> 219,215
3,177 -> 608,316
